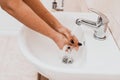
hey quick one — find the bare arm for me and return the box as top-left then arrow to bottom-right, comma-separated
0,0 -> 59,40
0,0 -> 70,49
23,0 -> 62,30
0,0 -> 79,50
23,0 -> 79,48
23,0 -> 73,43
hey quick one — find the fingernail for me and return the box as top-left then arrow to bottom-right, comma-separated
78,42 -> 82,46
70,39 -> 74,44
67,46 -> 71,49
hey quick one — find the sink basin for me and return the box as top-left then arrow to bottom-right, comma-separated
18,12 -> 120,80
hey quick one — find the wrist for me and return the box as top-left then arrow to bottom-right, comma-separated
54,24 -> 64,31
50,31 -> 59,41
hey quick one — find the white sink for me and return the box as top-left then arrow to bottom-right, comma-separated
18,12 -> 120,80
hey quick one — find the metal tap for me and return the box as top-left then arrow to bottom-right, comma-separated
76,8 -> 109,40
52,0 -> 64,11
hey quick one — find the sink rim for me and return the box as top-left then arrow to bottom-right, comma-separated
18,12 -> 120,75
18,26 -> 87,74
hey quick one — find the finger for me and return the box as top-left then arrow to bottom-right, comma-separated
65,46 -> 74,52
65,41 -> 79,52
60,36 -> 69,50
63,31 -> 72,41
71,35 -> 79,47
75,46 -> 79,51
60,27 -> 72,41
78,42 -> 82,46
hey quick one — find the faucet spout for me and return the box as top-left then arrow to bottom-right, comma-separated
76,9 -> 109,40
52,0 -> 64,11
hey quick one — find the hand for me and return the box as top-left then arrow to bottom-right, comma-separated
55,25 -> 79,50
53,32 -> 69,49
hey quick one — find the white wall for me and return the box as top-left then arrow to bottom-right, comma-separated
86,0 -> 120,23
41,0 -> 88,12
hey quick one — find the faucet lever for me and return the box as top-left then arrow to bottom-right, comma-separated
76,9 -> 109,40
89,8 -> 109,24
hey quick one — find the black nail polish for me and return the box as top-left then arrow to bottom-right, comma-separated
70,39 -> 74,44
78,42 -> 82,46
67,46 -> 71,49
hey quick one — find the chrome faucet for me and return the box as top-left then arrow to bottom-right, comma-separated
76,9 -> 109,40
52,0 -> 64,11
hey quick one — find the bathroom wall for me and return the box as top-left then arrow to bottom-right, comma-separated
41,0 -> 87,12
64,0 -> 88,12
85,0 -> 120,49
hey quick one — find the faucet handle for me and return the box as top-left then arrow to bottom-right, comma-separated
89,8 -> 109,24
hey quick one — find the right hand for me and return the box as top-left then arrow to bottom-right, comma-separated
53,33 -> 69,49
53,32 -> 79,51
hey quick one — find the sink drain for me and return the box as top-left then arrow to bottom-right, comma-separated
62,56 -> 73,64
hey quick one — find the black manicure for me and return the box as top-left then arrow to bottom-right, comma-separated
67,46 -> 71,49
70,39 -> 74,44
78,42 -> 82,46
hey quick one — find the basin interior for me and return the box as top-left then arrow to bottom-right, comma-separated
20,13 -> 90,69
19,13 -> 120,80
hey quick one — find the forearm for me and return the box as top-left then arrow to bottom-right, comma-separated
23,0 -> 62,30
2,1 -> 58,39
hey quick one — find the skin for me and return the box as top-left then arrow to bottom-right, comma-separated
0,0 -> 80,50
